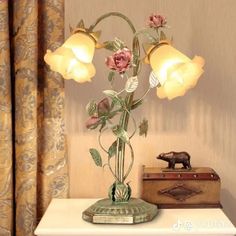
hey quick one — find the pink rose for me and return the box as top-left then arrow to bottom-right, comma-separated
147,14 -> 166,28
98,98 -> 110,115
85,98 -> 111,129
85,116 -> 100,129
105,48 -> 132,73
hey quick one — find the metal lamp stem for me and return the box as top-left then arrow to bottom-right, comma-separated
89,12 -> 141,184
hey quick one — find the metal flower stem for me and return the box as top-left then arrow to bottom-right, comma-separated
89,12 -> 140,184
118,35 -> 140,183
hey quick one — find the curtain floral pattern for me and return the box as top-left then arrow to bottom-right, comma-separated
0,0 -> 68,235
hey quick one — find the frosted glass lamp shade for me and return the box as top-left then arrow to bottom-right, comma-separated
150,44 -> 205,100
44,32 -> 96,83
63,33 -> 95,63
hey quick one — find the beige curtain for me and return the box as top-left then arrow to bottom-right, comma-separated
0,0 -> 68,235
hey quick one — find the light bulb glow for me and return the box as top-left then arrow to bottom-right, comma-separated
44,32 -> 96,83
150,44 -> 205,100
63,33 -> 95,63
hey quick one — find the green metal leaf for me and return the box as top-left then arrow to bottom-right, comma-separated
112,125 -> 129,143
112,96 -> 124,107
113,37 -> 125,49
69,24 -> 73,33
89,148 -> 102,167
104,38 -> 125,51
103,90 -> 118,98
131,99 -> 143,110
108,71 -> 115,82
108,110 -> 119,119
139,119 -> 148,137
125,76 -> 139,93
137,29 -> 158,43
86,100 -> 97,116
108,141 -> 117,158
104,41 -> 117,52
110,98 -> 123,110
103,90 -> 124,107
110,99 -> 115,110
149,71 -> 160,88
77,19 -> 85,28
160,31 -> 167,40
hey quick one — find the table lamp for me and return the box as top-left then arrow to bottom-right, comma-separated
44,12 -> 204,224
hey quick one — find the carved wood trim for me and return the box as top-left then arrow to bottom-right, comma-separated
158,183 -> 202,201
143,172 -> 219,181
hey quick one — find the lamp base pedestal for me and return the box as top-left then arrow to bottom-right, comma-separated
82,198 -> 158,224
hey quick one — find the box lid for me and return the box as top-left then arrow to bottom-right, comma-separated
143,167 -> 220,181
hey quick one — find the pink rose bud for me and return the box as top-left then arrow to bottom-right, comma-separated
147,14 -> 166,28
85,116 -> 100,129
98,98 -> 110,114
105,48 -> 132,73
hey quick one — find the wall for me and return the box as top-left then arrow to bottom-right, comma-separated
65,0 -> 236,225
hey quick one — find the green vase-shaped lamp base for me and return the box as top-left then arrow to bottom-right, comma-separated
82,198 -> 158,224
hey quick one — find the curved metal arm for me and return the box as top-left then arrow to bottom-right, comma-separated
98,127 -> 119,181
132,87 -> 151,107
88,11 -> 140,75
98,128 -> 109,154
88,12 -> 141,184
123,142 -> 134,182
89,12 -> 136,33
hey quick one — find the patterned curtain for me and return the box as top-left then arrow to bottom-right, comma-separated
0,0 -> 68,235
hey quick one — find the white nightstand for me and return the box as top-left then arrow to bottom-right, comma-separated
35,198 -> 236,236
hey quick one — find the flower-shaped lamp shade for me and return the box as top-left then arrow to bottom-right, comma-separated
44,32 -> 96,83
150,44 -> 205,100
63,33 -> 95,63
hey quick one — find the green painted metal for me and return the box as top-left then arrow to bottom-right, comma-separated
82,198 -> 158,224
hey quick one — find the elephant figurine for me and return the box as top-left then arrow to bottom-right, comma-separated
157,151 -> 192,169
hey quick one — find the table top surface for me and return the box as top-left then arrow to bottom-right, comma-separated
35,198 -> 236,235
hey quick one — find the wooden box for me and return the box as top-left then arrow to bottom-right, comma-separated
142,167 -> 221,208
